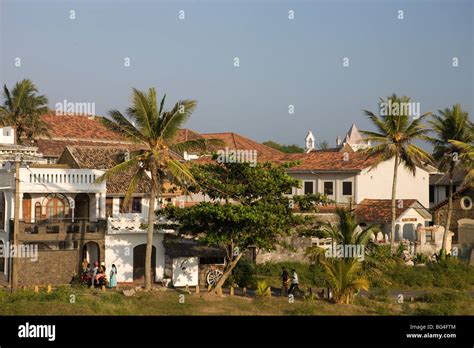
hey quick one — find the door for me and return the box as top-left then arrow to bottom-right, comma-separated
22,194 -> 31,222
133,244 -> 156,281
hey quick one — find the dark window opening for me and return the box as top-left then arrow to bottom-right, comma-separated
342,182 -> 352,196
304,181 -> 314,195
200,257 -> 225,265
324,181 -> 334,195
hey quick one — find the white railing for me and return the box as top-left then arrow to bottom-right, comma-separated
19,168 -> 106,193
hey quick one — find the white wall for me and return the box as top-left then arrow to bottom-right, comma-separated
105,233 -> 165,283
357,158 -> 429,207
0,127 -> 15,145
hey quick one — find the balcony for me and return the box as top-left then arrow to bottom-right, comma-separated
11,218 -> 107,241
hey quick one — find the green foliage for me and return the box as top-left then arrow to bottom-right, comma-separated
367,288 -> 389,302
412,291 -> 469,315
255,281 -> 271,298
254,261 -> 326,288
164,162 -> 301,254
225,258 -> 255,288
380,258 -> 474,289
262,140 -> 304,154
293,193 -> 333,212
320,258 -> 369,304
0,79 -> 50,143
414,253 -> 428,265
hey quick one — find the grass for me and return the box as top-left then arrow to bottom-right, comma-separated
1,285 -> 473,316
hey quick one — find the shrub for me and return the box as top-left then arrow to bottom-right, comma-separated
255,281 -> 271,298
293,193 -> 332,212
229,258 -> 255,288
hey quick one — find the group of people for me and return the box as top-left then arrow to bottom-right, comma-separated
81,259 -> 118,288
280,267 -> 299,296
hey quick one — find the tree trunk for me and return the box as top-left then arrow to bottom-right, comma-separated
212,252 -> 243,294
144,183 -> 156,291
441,166 -> 454,258
390,154 -> 399,254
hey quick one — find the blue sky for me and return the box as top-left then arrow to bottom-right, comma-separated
1,0 -> 472,147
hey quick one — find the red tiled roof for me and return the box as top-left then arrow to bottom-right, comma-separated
272,151 -> 380,171
40,113 -> 125,141
201,132 -> 283,160
354,199 -> 420,222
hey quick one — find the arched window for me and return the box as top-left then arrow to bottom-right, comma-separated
35,202 -> 42,222
47,197 -> 65,222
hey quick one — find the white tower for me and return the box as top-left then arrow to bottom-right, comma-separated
305,131 -> 315,153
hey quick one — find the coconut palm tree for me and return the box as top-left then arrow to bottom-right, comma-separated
449,139 -> 474,186
308,209 -> 375,303
99,87 -> 221,291
0,79 -> 50,143
320,258 -> 369,304
428,104 -> 473,258
317,208 -> 377,246
361,94 -> 433,252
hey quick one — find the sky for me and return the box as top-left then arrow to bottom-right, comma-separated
0,0 -> 473,148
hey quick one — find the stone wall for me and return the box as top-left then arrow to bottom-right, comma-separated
15,250 -> 78,286
434,188 -> 474,241
255,213 -> 339,264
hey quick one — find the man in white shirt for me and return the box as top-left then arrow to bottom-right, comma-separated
288,269 -> 299,295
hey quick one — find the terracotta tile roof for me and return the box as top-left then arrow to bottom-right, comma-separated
62,146 -> 151,195
201,132 -> 283,160
273,151 -> 380,171
35,139 -> 128,158
173,128 -> 205,143
40,113 -> 125,141
354,199 -> 424,222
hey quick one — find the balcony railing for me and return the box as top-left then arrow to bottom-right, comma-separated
11,218 -> 107,239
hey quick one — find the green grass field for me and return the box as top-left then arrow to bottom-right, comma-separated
0,285 -> 473,316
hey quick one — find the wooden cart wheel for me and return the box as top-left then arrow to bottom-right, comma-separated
206,270 -> 223,286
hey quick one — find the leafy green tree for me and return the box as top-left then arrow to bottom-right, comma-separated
100,87 -> 219,291
0,79 -> 50,143
449,139 -> 474,186
164,161 -> 301,293
428,104 -> 473,257
361,94 -> 433,252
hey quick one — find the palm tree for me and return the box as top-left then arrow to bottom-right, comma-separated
0,79 -> 50,143
309,209 -> 375,303
100,87 -> 220,291
317,208 -> 377,246
428,104 -> 473,258
361,94 -> 433,252
320,258 -> 369,304
449,139 -> 474,186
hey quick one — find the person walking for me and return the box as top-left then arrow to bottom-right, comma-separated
280,267 -> 289,296
288,269 -> 299,295
91,261 -> 99,288
109,264 -> 118,289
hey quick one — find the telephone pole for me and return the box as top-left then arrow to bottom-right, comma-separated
10,156 -> 20,292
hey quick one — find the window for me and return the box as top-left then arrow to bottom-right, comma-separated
444,186 -> 449,198
460,196 -> 473,210
35,203 -> 42,222
105,198 -> 113,218
47,197 -> 65,222
132,197 -> 142,213
429,185 -> 434,203
119,197 -> 142,213
304,181 -> 314,195
200,257 -> 225,265
342,182 -> 352,196
323,181 -> 334,196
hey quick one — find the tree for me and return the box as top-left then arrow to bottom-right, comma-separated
316,140 -> 330,150
99,87 -> 218,291
428,104 -> 473,258
449,139 -> 474,186
163,161 -> 301,293
307,209 -> 375,304
0,79 -> 50,143
262,140 -> 304,153
361,94 -> 433,252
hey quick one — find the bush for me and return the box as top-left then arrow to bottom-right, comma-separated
254,261 -> 325,287
293,193 -> 332,212
225,258 -> 255,288
255,281 -> 271,298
